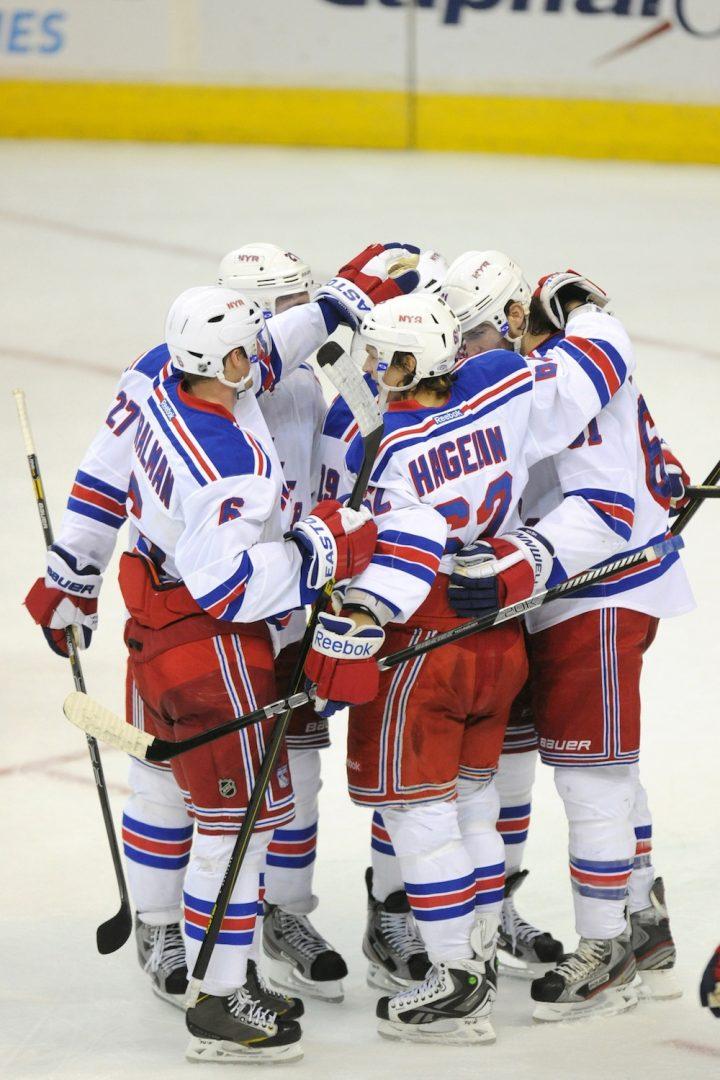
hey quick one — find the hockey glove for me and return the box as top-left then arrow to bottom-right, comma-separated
661,442 -> 691,515
448,528 -> 554,619
313,242 -> 421,329
289,500 -> 377,604
24,544 -> 102,657
534,269 -> 609,331
700,944 -> 720,1018
305,612 -> 385,719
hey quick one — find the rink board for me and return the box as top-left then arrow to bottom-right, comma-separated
1,1 -> 719,162
2,80 -> 719,164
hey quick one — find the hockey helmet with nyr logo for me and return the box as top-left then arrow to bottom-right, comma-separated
357,293 -> 461,395
165,285 -> 268,394
217,242 -> 313,318
441,250 -> 530,334
533,270 -> 609,331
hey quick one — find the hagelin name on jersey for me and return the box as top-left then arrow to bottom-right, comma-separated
408,425 -> 507,497
322,1 -> 720,37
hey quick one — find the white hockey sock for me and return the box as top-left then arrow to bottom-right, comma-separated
555,766 -> 635,940
370,812 -> 405,901
382,802 -> 475,965
264,747 -> 320,916
123,757 -> 193,925
456,777 -> 505,920
627,766 -> 655,914
183,830 -> 269,997
494,750 -> 537,876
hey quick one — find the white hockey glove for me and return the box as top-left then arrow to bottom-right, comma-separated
448,528 -> 554,619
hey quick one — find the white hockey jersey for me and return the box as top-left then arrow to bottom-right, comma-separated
343,308 -> 637,624
53,303 -> 330,606
517,332 -> 695,633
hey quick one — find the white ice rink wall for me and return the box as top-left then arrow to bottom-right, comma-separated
0,1 -> 719,161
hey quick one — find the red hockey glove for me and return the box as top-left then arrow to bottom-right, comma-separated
314,243 -> 421,328
448,529 -> 554,619
700,944 -> 720,1018
290,500 -> 377,604
305,612 -> 385,719
24,545 -> 101,657
661,442 -> 691,515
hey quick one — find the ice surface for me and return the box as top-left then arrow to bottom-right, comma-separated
0,140 -> 718,1079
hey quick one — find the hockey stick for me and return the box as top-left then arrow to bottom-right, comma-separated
62,455 -> 720,763
63,534 -> 681,761
183,340 -> 384,1007
685,484 -> 720,499
13,389 -> 132,955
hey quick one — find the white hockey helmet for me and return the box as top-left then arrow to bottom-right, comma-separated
441,250 -> 531,334
165,285 -> 268,394
417,249 -> 449,294
533,269 -> 609,330
217,243 -> 313,318
357,293 -> 461,395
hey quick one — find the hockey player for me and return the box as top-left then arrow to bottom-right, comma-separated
447,268 -> 694,1021
24,246 -> 419,1060
303,286 -> 636,1043
219,243 -> 349,1001
314,251 -> 449,993
441,251 -> 564,977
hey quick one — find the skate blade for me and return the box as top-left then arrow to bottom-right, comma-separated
498,952 -> 556,981
152,983 -> 187,1010
186,1035 -> 303,1064
533,982 -> 639,1023
377,1016 -> 495,1046
637,968 -> 683,1001
366,962 -> 416,992
264,955 -> 344,1004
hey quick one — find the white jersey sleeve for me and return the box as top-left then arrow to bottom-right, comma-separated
524,307 -> 635,466
53,345 -> 171,573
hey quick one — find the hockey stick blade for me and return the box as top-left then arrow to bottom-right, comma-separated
63,690 -> 314,763
316,341 -> 382,438
64,692 -> 156,757
96,903 -> 133,955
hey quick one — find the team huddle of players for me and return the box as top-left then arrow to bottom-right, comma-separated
24,241 -> 698,1063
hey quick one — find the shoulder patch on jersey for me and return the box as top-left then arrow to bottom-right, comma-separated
127,342 -> 171,379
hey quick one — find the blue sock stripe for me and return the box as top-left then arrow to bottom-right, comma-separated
122,813 -> 193,842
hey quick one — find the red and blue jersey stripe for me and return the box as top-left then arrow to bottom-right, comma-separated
196,552 -> 253,621
68,469 -> 127,529
372,530 -> 444,588
560,336 -> 627,409
565,487 -> 636,543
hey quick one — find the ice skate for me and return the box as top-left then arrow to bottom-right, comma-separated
185,987 -> 303,1063
497,870 -> 564,979
262,902 -> 347,1003
135,915 -> 187,1009
244,959 -> 304,1020
631,877 -> 682,1001
363,868 -> 431,991
531,925 -> 639,1022
376,958 -> 496,1045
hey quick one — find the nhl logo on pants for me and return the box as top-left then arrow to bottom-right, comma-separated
218,778 -> 237,799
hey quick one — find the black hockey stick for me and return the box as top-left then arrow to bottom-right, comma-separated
62,455 -> 720,763
63,534 -> 681,762
183,340 -> 385,1006
685,484 -> 720,499
14,389 -> 132,955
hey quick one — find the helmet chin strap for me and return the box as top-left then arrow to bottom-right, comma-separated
216,369 -> 255,396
